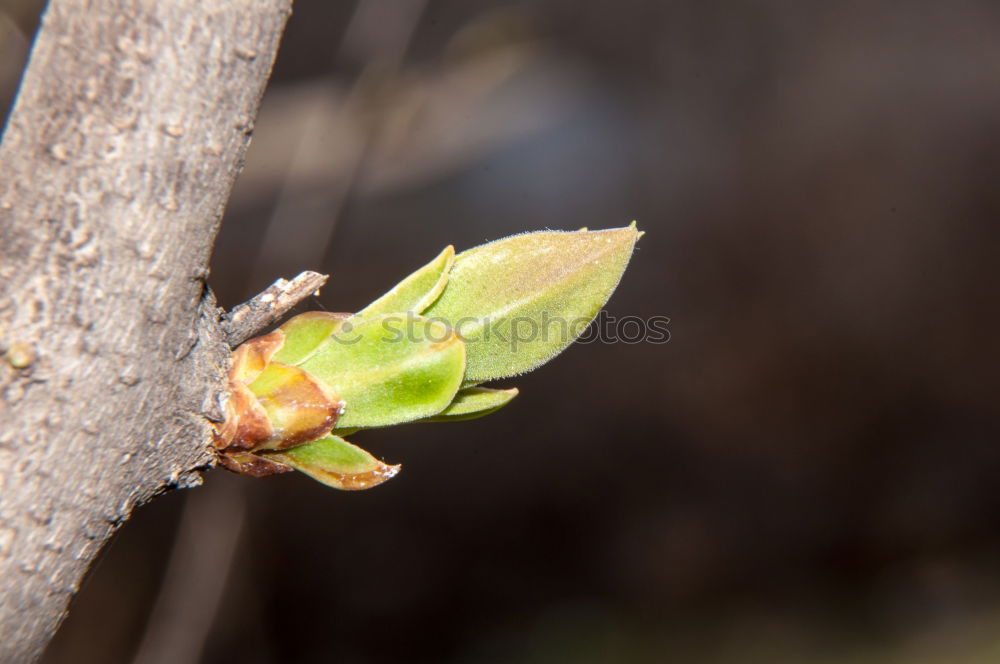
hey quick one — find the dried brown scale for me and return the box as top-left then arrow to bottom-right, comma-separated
213,331 -> 284,453
229,329 -> 285,381
214,327 -> 344,469
253,362 -> 344,450
217,451 -> 293,478
214,383 -> 273,452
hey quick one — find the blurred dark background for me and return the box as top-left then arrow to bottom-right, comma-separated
3,0 -> 999,661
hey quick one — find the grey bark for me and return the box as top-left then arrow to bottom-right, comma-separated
0,1 -> 294,660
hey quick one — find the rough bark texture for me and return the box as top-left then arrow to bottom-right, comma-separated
0,1 -> 292,660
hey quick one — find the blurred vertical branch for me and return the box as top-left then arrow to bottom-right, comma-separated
0,2 -> 37,127
129,477 -> 246,664
246,0 -> 427,295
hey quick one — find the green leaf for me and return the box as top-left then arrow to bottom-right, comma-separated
356,245 -> 455,320
296,313 -> 466,428
422,387 -> 519,422
423,225 -> 640,383
266,435 -> 400,490
271,312 -> 350,366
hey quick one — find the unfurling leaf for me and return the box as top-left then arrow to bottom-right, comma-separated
356,245 -> 454,320
266,435 -> 400,491
421,387 -> 519,422
423,225 -> 640,383
296,313 -> 466,429
271,312 -> 350,366
216,225 -> 642,491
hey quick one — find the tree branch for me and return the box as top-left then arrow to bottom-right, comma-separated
0,1 -> 292,660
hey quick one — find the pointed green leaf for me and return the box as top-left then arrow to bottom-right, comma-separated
266,435 -> 400,490
297,313 -> 466,428
423,225 -> 640,383
271,312 -> 350,366
357,245 -> 455,320
421,386 -> 519,422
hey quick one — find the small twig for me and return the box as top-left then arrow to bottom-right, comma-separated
221,270 -> 328,346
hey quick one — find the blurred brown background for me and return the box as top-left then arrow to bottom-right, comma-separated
3,0 -> 1000,662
